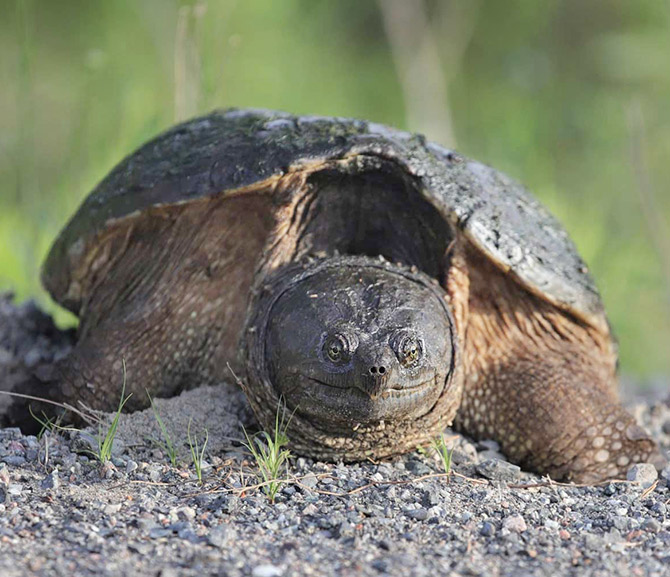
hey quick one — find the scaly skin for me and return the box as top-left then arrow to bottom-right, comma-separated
453,244 -> 657,482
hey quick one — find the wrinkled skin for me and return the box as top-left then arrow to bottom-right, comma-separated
265,264 -> 456,428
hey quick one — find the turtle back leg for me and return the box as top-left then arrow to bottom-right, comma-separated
23,194 -> 274,420
451,245 -> 657,482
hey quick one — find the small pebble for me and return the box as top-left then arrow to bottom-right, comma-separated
207,525 -> 232,548
502,514 -> 527,533
584,533 -> 603,551
251,564 -> 282,577
378,539 -> 392,551
175,506 -> 196,521
301,473 -> 318,489
8,484 -> 22,496
480,521 -> 495,537
104,503 -> 122,515
2,456 -> 26,467
40,471 -> 59,491
476,439 -> 501,452
476,459 -> 521,482
302,503 -> 318,516
405,508 -> 428,521
544,519 -> 559,531
643,519 -> 661,533
627,463 -> 658,489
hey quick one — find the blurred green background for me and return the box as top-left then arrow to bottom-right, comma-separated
1,0 -> 669,379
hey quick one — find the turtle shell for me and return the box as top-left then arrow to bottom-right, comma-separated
43,108 -> 604,329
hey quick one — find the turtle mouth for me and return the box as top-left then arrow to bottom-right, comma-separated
307,376 -> 435,400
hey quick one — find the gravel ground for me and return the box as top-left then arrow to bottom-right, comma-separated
1,294 -> 670,577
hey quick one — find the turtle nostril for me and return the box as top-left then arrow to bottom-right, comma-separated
369,366 -> 387,376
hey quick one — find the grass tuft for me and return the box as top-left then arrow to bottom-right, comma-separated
243,402 -> 293,502
93,360 -> 132,464
432,432 -> 455,479
147,390 -> 178,466
29,405 -> 64,440
187,417 -> 208,483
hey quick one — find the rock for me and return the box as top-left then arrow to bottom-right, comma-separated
111,437 -> 126,457
544,519 -> 560,531
476,459 -> 521,482
127,542 -> 152,555
172,506 -> 196,522
0,464 -> 9,485
502,514 -> 527,533
149,528 -> 173,539
207,525 -> 232,549
7,483 -> 22,496
451,449 -> 476,465
301,473 -> 319,489
302,503 -> 318,516
0,428 -> 22,441
104,503 -> 123,515
2,455 -> 26,467
251,564 -> 282,577
584,533 -> 604,552
627,463 -> 658,489
478,450 -> 508,462
40,471 -> 59,490
480,521 -> 495,537
406,459 -> 432,475
643,518 -> 661,533
71,432 -> 98,455
148,467 -> 162,483
451,439 -> 478,464
476,439 -> 500,452
405,508 -> 428,521
136,517 -> 157,532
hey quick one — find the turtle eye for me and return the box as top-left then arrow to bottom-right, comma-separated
396,335 -> 423,368
323,334 -> 350,364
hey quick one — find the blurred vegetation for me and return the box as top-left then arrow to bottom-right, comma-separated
1,0 -> 669,378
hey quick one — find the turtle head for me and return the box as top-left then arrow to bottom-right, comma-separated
263,259 -> 457,429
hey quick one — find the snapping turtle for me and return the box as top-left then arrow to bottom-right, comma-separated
35,108 -> 655,482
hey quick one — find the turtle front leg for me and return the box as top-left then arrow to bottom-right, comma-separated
18,194 -> 273,423
457,345 -> 657,482
9,299 -> 235,426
